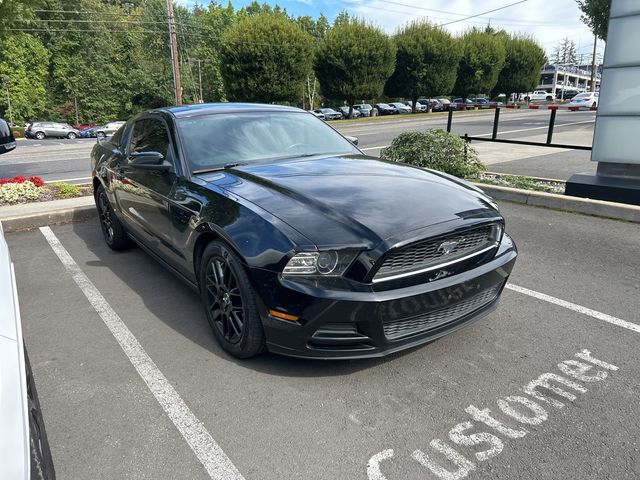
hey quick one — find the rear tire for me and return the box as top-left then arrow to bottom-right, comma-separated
95,185 -> 131,250
200,241 -> 265,358
591,102 -> 597,108
25,349 -> 56,480
97,132 -> 106,139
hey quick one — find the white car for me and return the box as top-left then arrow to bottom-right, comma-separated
389,102 -> 412,114
0,196 -> 56,479
569,92 -> 599,109
524,90 -> 554,102
95,121 -> 126,138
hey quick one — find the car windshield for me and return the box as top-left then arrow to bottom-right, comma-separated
178,111 -> 359,171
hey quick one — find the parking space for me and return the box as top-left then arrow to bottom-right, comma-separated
6,201 -> 640,479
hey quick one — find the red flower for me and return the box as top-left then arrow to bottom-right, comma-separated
0,175 -> 45,187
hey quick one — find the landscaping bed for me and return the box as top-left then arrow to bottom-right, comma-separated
0,176 -> 92,205
472,172 -> 565,194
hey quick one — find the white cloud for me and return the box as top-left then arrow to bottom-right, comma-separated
344,0 -> 603,59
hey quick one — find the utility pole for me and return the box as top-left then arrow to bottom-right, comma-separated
590,35 -> 597,92
188,58 -> 210,103
1,77 -> 12,125
166,0 -> 182,105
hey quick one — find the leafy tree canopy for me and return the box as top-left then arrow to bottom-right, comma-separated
453,28 -> 506,97
385,21 -> 463,108
219,13 -> 315,103
493,35 -> 546,97
577,0 -> 611,41
314,18 -> 396,110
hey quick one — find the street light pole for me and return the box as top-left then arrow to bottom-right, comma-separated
188,58 -> 210,103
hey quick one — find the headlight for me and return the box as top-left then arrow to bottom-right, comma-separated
283,250 -> 357,276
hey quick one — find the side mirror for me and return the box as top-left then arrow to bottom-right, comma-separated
345,135 -> 358,146
128,151 -> 171,171
0,118 -> 16,155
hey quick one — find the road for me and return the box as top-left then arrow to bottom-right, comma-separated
0,109 -> 596,183
7,201 -> 639,479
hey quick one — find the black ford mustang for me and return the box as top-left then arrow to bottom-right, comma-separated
91,103 -> 517,359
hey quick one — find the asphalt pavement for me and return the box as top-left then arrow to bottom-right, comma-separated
0,109 -> 596,183
7,201 -> 640,479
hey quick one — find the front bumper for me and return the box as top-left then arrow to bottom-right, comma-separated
253,234 -> 517,359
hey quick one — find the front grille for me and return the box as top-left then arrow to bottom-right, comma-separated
383,283 -> 502,340
373,224 -> 497,282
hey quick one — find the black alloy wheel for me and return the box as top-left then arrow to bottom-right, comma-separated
95,185 -> 130,250
200,241 -> 265,358
206,256 -> 244,344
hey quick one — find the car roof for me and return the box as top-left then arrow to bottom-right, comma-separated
158,102 -> 302,118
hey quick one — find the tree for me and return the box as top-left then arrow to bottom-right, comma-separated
453,28 -> 506,97
493,35 -> 546,100
577,0 -> 611,41
0,33 -> 49,123
219,13 -> 314,103
553,38 -> 578,65
314,19 -> 396,117
384,21 -> 462,112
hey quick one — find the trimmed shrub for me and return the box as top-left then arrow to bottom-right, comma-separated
51,182 -> 81,198
380,129 -> 485,178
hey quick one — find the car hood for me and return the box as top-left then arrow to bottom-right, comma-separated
200,155 -> 499,249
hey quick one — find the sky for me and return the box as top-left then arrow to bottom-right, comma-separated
177,0 -> 605,62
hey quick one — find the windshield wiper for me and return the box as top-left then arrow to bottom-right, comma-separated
193,163 -> 246,174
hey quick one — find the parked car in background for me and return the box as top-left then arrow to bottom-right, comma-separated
95,121 -> 126,138
523,90 -> 554,102
437,98 -> 452,110
452,98 -> 475,110
418,98 -> 445,112
557,89 -> 581,100
404,100 -> 427,112
25,122 -> 80,140
470,98 -> 491,109
80,126 -> 97,138
389,102 -> 412,114
374,103 -> 398,115
314,108 -> 342,121
0,118 -> 16,154
337,106 -> 361,119
0,219 -> 56,479
310,110 -> 325,120
569,92 -> 599,109
91,103 -> 517,359
73,122 -> 96,131
353,104 -> 373,117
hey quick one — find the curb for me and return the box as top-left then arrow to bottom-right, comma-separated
474,183 -> 640,223
0,197 -> 95,232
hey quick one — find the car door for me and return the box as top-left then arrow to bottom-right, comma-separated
114,116 -> 184,268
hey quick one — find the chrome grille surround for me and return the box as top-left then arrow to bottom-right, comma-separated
383,283 -> 502,340
373,223 -> 500,283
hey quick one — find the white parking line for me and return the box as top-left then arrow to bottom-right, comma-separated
506,283 -> 640,334
39,226 -> 245,480
45,176 -> 92,184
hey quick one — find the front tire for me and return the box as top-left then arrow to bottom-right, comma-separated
97,132 -> 106,139
35,131 -> 45,140
95,185 -> 130,250
200,241 -> 265,358
591,102 -> 597,108
67,132 -> 77,139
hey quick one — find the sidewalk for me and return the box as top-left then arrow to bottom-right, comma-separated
0,195 -> 94,231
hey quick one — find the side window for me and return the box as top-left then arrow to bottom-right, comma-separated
129,118 -> 172,161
